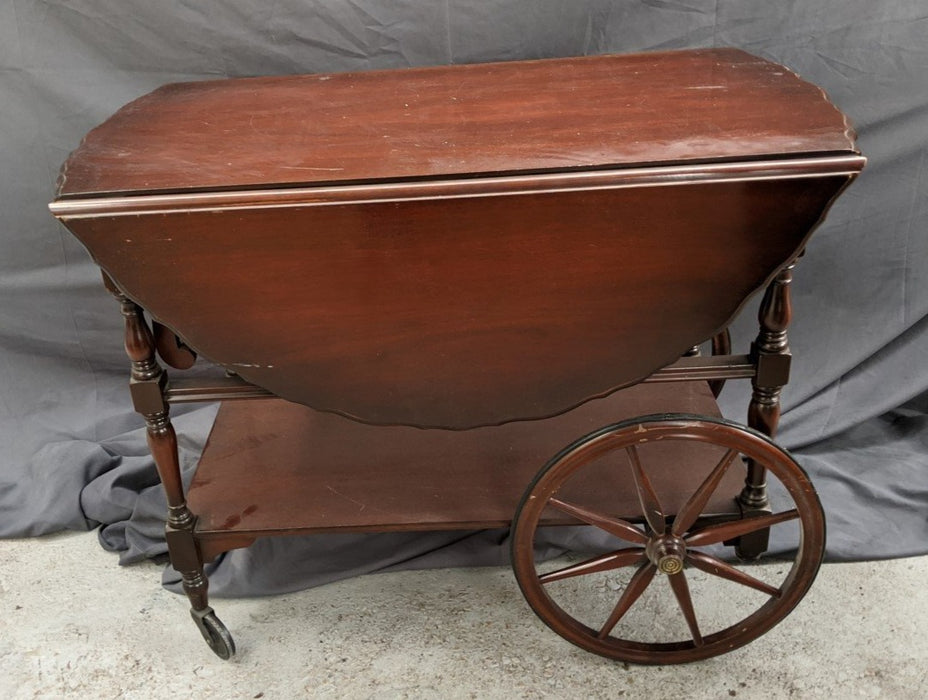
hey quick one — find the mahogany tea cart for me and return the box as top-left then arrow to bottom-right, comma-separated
50,48 -> 863,664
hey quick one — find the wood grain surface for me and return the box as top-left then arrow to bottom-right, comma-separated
66,175 -> 849,428
51,48 -> 862,428
187,382 -> 740,539
55,48 -> 856,198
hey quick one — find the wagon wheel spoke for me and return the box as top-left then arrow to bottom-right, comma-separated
512,416 -> 826,664
668,571 -> 703,646
548,498 -> 649,544
686,550 -> 782,598
685,509 -> 799,547
626,445 -> 666,534
672,449 -> 739,537
597,562 -> 656,639
539,548 -> 646,584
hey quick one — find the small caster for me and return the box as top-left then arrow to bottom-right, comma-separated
191,606 -> 236,660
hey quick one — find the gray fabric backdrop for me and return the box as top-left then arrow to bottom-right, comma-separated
2,1 -> 926,596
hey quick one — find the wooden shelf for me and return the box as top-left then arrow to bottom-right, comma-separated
188,382 -> 744,544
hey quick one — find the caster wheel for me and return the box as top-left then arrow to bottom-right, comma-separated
191,607 -> 236,660
511,414 -> 825,665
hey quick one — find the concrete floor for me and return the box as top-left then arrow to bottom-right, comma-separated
1,532 -> 927,699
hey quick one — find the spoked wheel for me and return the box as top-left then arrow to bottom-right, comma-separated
511,414 -> 825,665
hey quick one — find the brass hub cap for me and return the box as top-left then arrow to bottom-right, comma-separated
646,535 -> 687,575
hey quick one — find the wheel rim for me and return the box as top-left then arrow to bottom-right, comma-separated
511,414 -> 825,665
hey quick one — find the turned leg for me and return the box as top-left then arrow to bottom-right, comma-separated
737,264 -> 794,559
105,272 -> 235,658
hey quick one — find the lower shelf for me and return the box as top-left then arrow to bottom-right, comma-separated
187,381 -> 745,549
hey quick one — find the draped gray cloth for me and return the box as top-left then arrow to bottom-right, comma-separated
2,1 -> 926,597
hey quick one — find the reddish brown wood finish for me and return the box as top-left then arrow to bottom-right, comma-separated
153,321 -> 197,370
58,175 -> 849,429
511,416 -> 826,664
48,48 -> 863,663
186,382 -> 742,546
50,49 -> 862,429
106,283 -> 215,614
55,49 -> 855,199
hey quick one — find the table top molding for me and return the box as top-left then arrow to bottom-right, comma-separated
50,154 -> 864,220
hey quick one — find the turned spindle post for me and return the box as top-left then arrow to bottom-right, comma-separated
103,272 -> 210,612
738,264 -> 794,558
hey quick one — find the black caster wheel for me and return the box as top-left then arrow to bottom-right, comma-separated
191,606 -> 236,660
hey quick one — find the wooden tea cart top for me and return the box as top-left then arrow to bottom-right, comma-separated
56,48 -> 856,199
51,49 -> 863,429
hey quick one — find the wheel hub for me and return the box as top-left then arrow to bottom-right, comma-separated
646,535 -> 687,575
